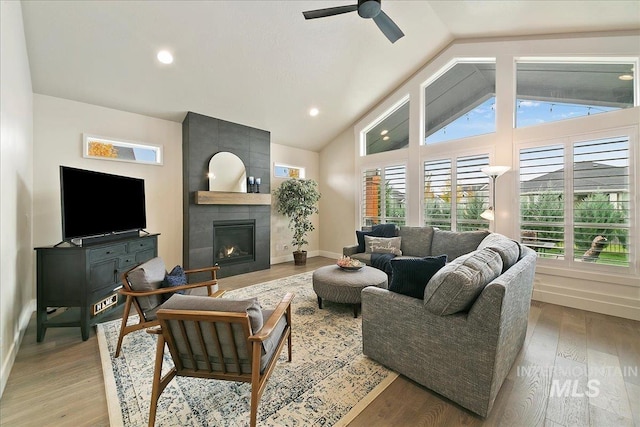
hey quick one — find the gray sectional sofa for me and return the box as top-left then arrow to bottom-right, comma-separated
344,226 -> 537,417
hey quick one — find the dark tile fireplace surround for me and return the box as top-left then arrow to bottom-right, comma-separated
182,112 -> 270,280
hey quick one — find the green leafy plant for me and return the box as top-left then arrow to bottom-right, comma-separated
273,179 -> 321,253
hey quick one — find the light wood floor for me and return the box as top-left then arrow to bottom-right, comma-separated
1,257 -> 638,427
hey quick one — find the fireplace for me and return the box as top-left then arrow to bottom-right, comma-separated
213,220 -> 256,265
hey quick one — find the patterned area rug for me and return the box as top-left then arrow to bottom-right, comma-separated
97,271 -> 397,426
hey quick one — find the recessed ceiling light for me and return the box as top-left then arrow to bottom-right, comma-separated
309,108 -> 319,117
380,129 -> 388,136
157,50 -> 173,64
619,74 -> 633,81
383,136 -> 390,141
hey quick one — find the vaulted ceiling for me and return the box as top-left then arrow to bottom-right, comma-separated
20,1 -> 640,152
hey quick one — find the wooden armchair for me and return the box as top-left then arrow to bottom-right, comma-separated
147,292 -> 294,427
115,257 -> 222,357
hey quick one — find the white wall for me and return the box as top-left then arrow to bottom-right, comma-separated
318,128 -> 357,259
33,95 -> 183,266
0,0 -> 34,397
270,143 -> 320,264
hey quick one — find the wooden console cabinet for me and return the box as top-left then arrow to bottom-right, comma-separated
35,234 -> 159,342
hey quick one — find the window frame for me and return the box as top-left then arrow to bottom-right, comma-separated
421,57 -> 497,146
359,162 -> 408,227
422,152 -> 491,232
516,126 -> 637,275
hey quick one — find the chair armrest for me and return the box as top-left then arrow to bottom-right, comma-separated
343,245 -> 359,257
185,265 -> 220,280
249,292 -> 294,342
119,279 -> 218,297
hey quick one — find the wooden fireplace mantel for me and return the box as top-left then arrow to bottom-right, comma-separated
194,191 -> 271,205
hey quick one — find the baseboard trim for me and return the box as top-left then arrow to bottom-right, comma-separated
0,298 -> 36,398
270,250 -> 320,265
532,289 -> 640,321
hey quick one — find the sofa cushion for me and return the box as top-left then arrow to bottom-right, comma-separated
356,223 -> 398,253
388,255 -> 447,299
424,248 -> 503,315
159,294 -> 272,371
365,235 -> 402,256
127,257 -> 166,312
398,226 -> 435,257
430,229 -> 490,261
161,293 -> 264,334
477,233 -> 521,272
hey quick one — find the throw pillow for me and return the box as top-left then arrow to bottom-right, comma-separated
424,247 -> 503,315
365,235 -> 402,256
161,265 -> 187,301
477,233 -> 522,272
126,257 -> 166,312
388,255 -> 447,299
355,223 -> 398,253
356,230 -> 375,253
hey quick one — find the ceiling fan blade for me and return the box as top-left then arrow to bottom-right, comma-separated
372,10 -> 404,43
303,4 -> 358,20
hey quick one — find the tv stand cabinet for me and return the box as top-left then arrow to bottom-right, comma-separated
35,233 -> 159,342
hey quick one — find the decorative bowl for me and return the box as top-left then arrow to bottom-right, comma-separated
338,265 -> 363,271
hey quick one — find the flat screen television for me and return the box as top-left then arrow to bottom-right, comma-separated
60,166 -> 147,241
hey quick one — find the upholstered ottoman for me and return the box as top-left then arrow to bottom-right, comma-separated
312,265 -> 388,318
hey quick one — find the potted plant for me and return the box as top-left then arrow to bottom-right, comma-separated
273,178 -> 321,265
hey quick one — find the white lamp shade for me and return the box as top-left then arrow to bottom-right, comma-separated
481,166 -> 511,178
481,207 -> 494,221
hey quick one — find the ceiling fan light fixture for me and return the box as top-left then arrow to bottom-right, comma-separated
358,0 -> 381,18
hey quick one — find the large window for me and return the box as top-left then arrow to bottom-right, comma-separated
519,135 -> 631,268
516,61 -> 635,128
424,154 -> 490,231
424,62 -> 496,144
364,100 -> 409,155
362,165 -> 406,226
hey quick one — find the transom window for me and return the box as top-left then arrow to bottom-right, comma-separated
364,100 -> 409,155
424,61 -> 496,144
516,61 -> 635,128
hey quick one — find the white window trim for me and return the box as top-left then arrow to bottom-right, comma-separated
516,125 -> 638,278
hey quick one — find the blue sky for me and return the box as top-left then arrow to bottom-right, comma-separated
425,97 -> 620,145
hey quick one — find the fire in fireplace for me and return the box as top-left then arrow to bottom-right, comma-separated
212,220 -> 256,265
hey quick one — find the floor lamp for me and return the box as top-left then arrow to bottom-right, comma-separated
480,166 -> 511,223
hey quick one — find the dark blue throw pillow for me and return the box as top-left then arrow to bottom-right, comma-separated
389,255 -> 447,299
161,265 -> 187,301
356,223 -> 398,253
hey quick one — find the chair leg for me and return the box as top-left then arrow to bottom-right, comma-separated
149,335 -> 166,427
250,381 -> 259,427
115,297 -> 133,357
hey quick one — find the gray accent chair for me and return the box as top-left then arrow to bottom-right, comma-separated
361,237 -> 537,417
116,257 -> 222,357
148,292 -> 294,427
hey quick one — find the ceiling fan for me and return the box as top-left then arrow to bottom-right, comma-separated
302,0 -> 405,44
